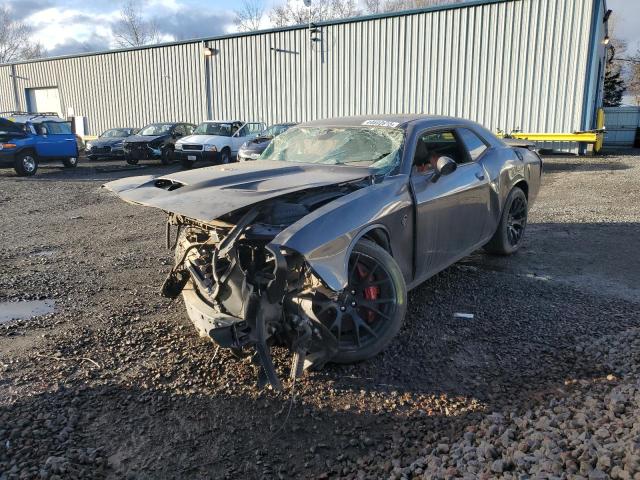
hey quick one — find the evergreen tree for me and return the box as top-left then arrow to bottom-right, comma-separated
603,63 -> 626,107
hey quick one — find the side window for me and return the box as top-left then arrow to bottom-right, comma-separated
237,125 -> 249,137
174,125 -> 185,136
412,130 -> 468,174
457,128 -> 488,161
184,124 -> 194,135
43,122 -> 72,135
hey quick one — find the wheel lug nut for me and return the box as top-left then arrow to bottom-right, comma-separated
340,306 -> 346,312
351,301 -> 356,307
351,290 -> 356,295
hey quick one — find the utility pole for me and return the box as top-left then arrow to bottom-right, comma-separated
304,0 -> 312,121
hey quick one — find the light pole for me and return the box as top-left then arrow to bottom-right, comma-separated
303,0 -> 312,121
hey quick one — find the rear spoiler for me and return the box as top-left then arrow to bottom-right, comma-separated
503,138 -> 537,150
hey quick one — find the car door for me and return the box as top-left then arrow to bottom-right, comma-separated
410,129 -> 491,278
231,123 -> 249,153
37,121 -> 77,157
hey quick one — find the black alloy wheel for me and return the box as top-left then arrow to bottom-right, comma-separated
484,186 -> 528,255
506,194 -> 527,246
312,240 -> 406,363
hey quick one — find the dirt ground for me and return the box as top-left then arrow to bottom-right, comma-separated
1,152 -> 639,479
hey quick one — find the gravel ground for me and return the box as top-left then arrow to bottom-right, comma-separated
1,153 -> 639,479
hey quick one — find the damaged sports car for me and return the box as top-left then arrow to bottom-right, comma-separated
104,115 -> 542,389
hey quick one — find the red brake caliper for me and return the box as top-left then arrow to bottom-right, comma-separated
356,263 -> 380,322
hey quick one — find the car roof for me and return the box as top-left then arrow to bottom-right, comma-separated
2,115 -> 65,124
300,114 -> 483,130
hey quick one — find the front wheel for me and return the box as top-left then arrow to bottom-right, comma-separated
126,157 -> 139,165
484,186 -> 528,255
63,157 -> 78,168
161,148 -> 174,165
181,158 -> 194,169
14,152 -> 39,176
219,148 -> 231,165
312,240 -> 407,364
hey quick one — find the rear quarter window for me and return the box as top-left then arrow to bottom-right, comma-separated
457,128 -> 488,161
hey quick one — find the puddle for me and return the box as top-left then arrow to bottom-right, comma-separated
0,299 -> 55,324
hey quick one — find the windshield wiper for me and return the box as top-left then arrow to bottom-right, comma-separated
341,152 -> 391,164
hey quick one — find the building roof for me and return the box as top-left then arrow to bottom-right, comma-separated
1,0 -> 517,67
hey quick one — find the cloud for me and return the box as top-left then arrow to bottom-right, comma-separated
153,10 -> 235,40
4,0 -> 54,20
46,32 -> 113,56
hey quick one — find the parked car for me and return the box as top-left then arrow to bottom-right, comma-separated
105,115 -> 542,389
237,123 -> 297,162
86,128 -> 138,160
123,122 -> 195,165
0,112 -> 79,176
175,120 -> 265,169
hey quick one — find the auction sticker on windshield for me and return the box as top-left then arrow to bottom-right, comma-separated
361,120 -> 400,127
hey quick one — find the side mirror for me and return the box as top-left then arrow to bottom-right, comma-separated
431,156 -> 457,182
41,127 -> 48,136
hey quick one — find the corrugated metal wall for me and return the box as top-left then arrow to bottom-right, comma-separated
1,43 -> 207,134
207,0 -> 598,136
0,0 -> 601,141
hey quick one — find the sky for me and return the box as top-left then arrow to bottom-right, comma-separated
6,0 -> 640,58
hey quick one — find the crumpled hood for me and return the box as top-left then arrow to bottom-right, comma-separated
240,137 -> 272,153
124,134 -> 167,144
178,134 -> 230,145
104,160 -> 372,223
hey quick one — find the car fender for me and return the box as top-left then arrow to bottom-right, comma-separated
270,175 -> 414,291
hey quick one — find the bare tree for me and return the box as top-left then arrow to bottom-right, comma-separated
268,0 -> 461,27
0,6 -> 44,63
627,53 -> 640,106
235,0 -> 265,32
113,0 -> 161,48
367,0 -> 462,13
269,0 -> 359,28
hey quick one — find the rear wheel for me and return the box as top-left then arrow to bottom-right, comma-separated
126,157 -> 139,165
312,240 -> 407,363
14,152 -> 38,176
484,186 -> 528,255
63,157 -> 78,168
88,155 -> 97,161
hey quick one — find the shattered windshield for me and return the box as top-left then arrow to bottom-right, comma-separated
261,126 -> 404,171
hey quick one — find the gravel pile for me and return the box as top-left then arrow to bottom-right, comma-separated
397,328 -> 640,480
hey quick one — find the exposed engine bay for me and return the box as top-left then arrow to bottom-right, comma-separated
161,184 -> 363,389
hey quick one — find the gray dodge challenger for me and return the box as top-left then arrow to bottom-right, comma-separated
105,115 -> 542,389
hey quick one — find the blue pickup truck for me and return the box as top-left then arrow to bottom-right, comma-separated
0,112 -> 79,176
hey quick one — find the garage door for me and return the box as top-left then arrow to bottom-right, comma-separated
26,87 -> 62,117
603,106 -> 640,147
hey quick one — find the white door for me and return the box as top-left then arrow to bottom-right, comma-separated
26,88 -> 63,117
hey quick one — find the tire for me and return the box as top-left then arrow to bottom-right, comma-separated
219,148 -> 231,165
88,155 -> 97,161
181,158 -> 195,170
63,157 -> 78,168
14,151 -> 38,176
161,147 -> 174,165
126,157 -> 139,165
484,186 -> 528,255
313,239 -> 407,364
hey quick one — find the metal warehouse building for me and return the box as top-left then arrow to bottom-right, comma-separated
0,0 -> 608,150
